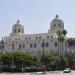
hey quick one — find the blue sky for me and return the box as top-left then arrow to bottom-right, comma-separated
0,0 -> 75,40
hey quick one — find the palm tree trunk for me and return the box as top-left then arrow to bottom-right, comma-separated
58,40 -> 59,54
62,41 -> 63,55
59,42 -> 61,54
60,42 -> 61,55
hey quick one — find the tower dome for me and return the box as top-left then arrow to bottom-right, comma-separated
10,20 -> 24,36
49,15 -> 64,33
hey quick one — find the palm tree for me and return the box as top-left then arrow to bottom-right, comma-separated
57,30 -> 63,55
62,29 -> 67,54
62,29 -> 67,36
57,29 -> 67,55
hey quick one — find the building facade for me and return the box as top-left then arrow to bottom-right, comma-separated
0,15 -> 69,57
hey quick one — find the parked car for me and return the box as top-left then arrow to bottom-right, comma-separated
29,72 -> 39,75
63,68 -> 71,73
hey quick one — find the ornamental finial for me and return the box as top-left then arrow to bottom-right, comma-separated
55,14 -> 59,19
17,20 -> 20,23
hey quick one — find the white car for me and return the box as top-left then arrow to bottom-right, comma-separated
29,72 -> 39,75
63,68 -> 71,73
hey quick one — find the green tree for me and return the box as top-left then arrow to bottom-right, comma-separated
59,55 -> 68,69
67,38 -> 75,52
40,55 -> 49,66
1,51 -> 37,67
2,52 -> 12,65
49,54 -> 60,70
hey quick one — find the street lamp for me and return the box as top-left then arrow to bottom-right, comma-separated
42,39 -> 45,73
42,40 -> 45,56
0,38 -> 4,73
11,41 -> 14,72
19,45 -> 20,53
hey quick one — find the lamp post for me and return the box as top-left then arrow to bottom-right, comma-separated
11,41 -> 14,72
0,38 -> 4,73
42,39 -> 45,58
42,39 -> 45,73
19,45 -> 20,53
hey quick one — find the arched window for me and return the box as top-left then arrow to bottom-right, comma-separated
35,37 -> 38,39
34,43 -> 36,48
14,29 -> 16,33
18,38 -> 20,40
46,42 -> 49,47
58,24 -> 61,27
9,44 -> 10,47
47,36 -> 49,39
23,44 -> 25,48
54,24 -> 56,27
25,38 -> 27,40
39,36 -> 41,39
54,42 -> 57,47
30,43 -> 33,48
51,36 -> 53,38
19,44 -> 21,49
41,43 -> 44,47
22,29 -> 24,33
18,29 -> 21,32
50,40 -> 52,43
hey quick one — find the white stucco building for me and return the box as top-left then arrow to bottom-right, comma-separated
1,15 -> 69,57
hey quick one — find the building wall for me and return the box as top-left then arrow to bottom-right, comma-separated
3,34 -> 68,57
2,15 -> 70,57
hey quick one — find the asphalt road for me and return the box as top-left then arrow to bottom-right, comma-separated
0,71 -> 75,75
